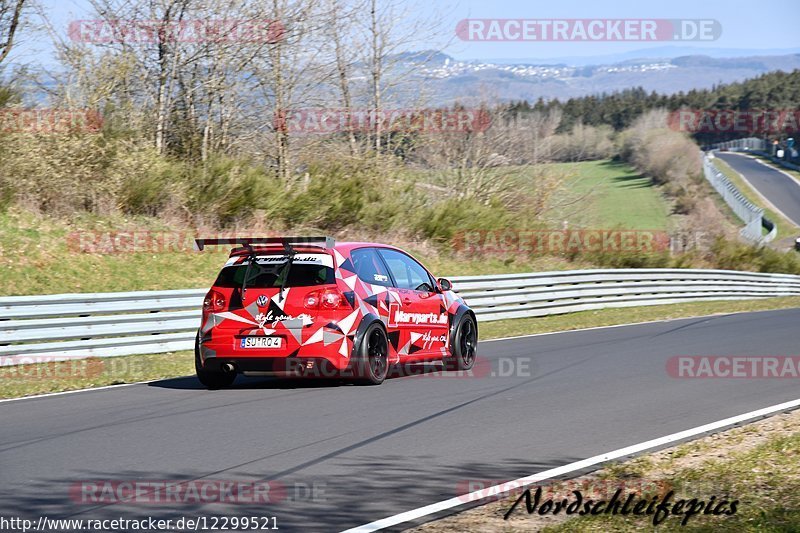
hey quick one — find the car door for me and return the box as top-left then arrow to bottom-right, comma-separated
377,248 -> 448,362
349,247 -> 403,363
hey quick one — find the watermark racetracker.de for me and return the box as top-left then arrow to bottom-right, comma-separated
0,356 -> 145,381
668,109 -> 800,135
68,19 -> 284,44
667,356 -> 800,378
255,355 -> 535,380
456,19 -> 721,42
452,229 -> 673,255
67,230 -> 290,254
452,230 -> 717,256
274,108 -> 492,134
70,479 -> 326,505
0,108 -> 103,134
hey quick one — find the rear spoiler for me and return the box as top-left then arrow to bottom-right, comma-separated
193,236 -> 335,252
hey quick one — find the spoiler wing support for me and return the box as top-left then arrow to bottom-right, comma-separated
193,236 -> 335,252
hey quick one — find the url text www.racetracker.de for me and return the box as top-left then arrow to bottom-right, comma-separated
0,515 -> 279,532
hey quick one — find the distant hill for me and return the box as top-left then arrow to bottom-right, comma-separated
390,52 -> 800,105
474,46 -> 800,66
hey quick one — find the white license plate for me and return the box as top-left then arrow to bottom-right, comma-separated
240,336 -> 282,349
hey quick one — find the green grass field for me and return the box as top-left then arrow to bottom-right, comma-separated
559,160 -> 670,230
509,160 -> 671,230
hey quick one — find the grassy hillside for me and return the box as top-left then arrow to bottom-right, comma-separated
0,160 -> 673,296
0,210 -> 601,296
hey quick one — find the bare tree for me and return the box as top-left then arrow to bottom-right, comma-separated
366,0 -> 382,152
41,0 -> 455,183
354,0 -> 451,154
413,107 -> 521,205
53,0 -> 195,152
249,0 -> 338,184
47,0 -> 283,160
516,107 -> 563,164
0,0 -> 24,66
324,0 -> 362,156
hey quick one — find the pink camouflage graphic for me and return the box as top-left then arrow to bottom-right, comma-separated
194,237 -> 476,387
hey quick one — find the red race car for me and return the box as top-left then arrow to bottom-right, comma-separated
193,236 -> 477,387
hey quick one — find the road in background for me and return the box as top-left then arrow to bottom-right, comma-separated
716,151 -> 800,226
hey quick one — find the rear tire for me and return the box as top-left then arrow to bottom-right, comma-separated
195,332 -> 236,389
353,323 -> 389,385
445,315 -> 477,371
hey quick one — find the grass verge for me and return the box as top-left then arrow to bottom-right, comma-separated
411,406 -> 800,532
2,297 -> 799,400
0,351 -> 194,399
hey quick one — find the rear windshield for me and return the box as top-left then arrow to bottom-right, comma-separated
213,255 -> 334,288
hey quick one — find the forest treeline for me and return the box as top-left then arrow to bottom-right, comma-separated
504,69 -> 800,144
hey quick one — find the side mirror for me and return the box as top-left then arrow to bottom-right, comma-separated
438,278 -> 452,291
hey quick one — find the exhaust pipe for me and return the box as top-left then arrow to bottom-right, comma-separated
222,363 -> 236,373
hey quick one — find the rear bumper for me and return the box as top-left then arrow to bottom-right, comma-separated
201,356 -> 347,378
199,333 -> 353,373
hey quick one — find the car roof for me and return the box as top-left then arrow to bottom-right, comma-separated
228,241 -> 405,257
225,241 -> 436,276
333,241 -> 404,253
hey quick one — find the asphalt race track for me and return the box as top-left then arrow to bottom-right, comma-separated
715,152 -> 800,226
2,308 -> 800,532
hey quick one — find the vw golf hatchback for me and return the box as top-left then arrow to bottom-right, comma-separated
194,236 -> 477,387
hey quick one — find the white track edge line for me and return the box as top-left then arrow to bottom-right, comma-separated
0,380 -> 156,403
340,396 -> 800,533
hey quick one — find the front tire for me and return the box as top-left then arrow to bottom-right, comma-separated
445,315 -> 477,371
353,323 -> 389,385
195,332 -> 236,389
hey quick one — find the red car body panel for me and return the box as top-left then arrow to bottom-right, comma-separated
197,241 -> 468,375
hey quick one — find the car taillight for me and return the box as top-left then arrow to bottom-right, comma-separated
304,288 -> 348,310
203,289 -> 226,313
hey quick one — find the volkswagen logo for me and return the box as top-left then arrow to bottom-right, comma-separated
256,295 -> 269,307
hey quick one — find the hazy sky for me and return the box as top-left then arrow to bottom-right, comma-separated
438,0 -> 799,60
9,0 -> 800,68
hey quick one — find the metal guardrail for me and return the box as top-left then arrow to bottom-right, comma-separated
713,137 -> 800,171
702,152 -> 775,243
714,137 -> 767,152
2,268 -> 800,366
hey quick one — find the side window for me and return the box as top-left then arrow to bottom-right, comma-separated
377,249 -> 434,292
350,248 -> 392,287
